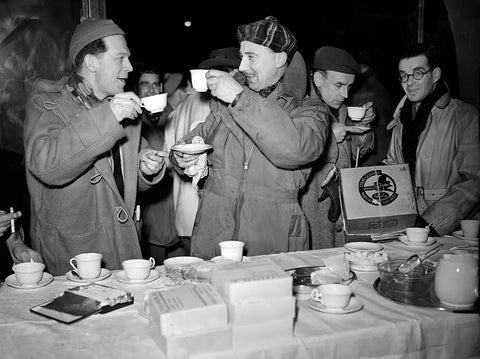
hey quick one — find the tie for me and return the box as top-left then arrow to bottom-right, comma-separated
112,143 -> 124,198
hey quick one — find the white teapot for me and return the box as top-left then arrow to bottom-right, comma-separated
434,254 -> 478,308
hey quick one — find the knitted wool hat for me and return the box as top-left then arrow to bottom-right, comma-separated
69,18 -> 125,65
313,46 -> 360,75
236,16 -> 297,58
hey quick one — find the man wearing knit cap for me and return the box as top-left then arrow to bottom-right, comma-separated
24,18 -> 166,275
300,46 -> 376,249
170,17 -> 329,258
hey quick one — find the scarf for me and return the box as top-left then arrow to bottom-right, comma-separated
259,77 -> 283,98
400,80 -> 447,180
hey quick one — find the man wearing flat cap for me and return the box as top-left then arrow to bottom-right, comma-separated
24,18 -> 166,275
170,17 -> 329,258
300,46 -> 375,249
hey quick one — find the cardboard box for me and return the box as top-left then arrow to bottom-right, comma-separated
211,258 -> 293,302
228,296 -> 296,325
231,317 -> 294,348
339,164 -> 417,235
148,283 -> 228,336
149,320 -> 232,359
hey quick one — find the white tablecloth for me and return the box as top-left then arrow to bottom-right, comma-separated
1,237 -> 479,359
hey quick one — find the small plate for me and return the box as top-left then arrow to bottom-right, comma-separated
344,242 -> 384,253
65,268 -> 111,283
171,143 -> 212,155
6,272 -> 54,289
113,269 -> 160,284
210,256 -> 251,263
452,230 -> 478,242
308,296 -> 363,314
399,235 -> 437,247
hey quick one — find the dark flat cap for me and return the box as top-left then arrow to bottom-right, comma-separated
198,47 -> 241,70
237,16 -> 297,58
313,46 -> 359,74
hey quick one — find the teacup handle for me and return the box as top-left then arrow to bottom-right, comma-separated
149,257 -> 155,269
69,258 -> 78,272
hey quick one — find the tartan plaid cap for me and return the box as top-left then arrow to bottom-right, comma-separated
237,16 -> 297,58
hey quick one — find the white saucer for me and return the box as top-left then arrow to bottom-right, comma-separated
211,256 -> 251,263
452,230 -> 478,242
65,268 -> 111,283
399,235 -> 437,247
6,272 -> 54,289
344,242 -> 384,253
113,269 -> 160,284
171,143 -> 212,155
308,296 -> 363,314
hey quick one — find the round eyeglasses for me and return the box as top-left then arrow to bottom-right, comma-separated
398,68 -> 433,83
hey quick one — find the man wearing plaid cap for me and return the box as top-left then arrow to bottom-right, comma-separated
170,16 -> 329,258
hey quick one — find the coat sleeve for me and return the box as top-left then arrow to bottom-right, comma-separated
227,88 -> 329,169
422,106 -> 480,234
24,93 -> 124,186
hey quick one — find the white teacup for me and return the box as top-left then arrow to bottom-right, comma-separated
122,257 -> 155,281
190,69 -> 209,92
346,106 -> 366,121
460,220 -> 480,238
12,262 -> 45,286
70,252 -> 102,279
311,284 -> 352,309
141,93 -> 167,113
406,227 -> 429,243
219,241 -> 245,262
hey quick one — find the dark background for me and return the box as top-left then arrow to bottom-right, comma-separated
106,0 -> 458,102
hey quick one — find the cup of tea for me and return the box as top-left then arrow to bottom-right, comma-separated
311,284 -> 352,309
190,69 -> 209,92
122,257 -> 155,280
141,93 -> 167,113
346,106 -> 366,121
406,227 -> 429,243
70,252 -> 102,279
219,241 -> 244,262
12,262 -> 45,286
460,220 -> 480,238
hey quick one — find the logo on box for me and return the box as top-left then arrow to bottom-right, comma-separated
358,170 -> 398,206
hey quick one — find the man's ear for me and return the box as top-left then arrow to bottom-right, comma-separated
432,67 -> 441,84
276,52 -> 288,68
313,71 -> 323,87
84,54 -> 98,72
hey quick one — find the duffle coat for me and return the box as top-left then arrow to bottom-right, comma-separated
171,52 -> 329,258
24,77 -> 165,275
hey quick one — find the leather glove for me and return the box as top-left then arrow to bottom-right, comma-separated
414,215 -> 439,237
318,179 -> 341,223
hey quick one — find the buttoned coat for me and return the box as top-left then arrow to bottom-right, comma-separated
24,77 -> 165,275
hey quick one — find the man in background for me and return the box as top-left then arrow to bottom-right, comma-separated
164,47 -> 241,255
300,46 -> 375,249
383,43 -> 480,235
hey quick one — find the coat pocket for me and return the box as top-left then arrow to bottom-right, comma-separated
288,214 -> 308,251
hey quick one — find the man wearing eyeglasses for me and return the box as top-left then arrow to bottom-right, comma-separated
383,43 -> 480,236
